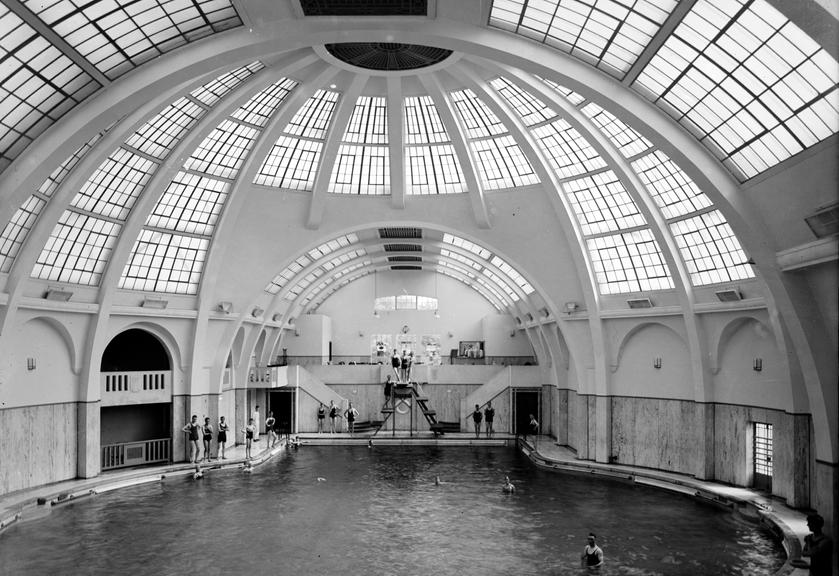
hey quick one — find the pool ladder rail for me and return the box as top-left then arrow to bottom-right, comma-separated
371,382 -> 459,437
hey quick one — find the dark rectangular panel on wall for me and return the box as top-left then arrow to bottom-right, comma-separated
301,0 -> 427,16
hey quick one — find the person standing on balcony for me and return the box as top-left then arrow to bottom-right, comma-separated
391,349 -> 401,382
182,415 -> 201,463
217,416 -> 229,459
201,417 -> 213,461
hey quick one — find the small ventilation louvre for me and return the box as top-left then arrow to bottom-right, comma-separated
388,256 -> 422,262
391,265 -> 422,270
301,0 -> 427,16
379,227 -> 422,239
804,204 -> 839,238
627,298 -> 653,309
384,243 -> 421,252
715,289 -> 742,302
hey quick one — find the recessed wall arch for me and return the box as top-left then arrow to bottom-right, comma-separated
711,315 -> 776,376
610,320 -> 687,374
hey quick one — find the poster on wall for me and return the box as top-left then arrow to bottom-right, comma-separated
421,334 -> 442,365
396,333 -> 417,356
371,334 -> 392,363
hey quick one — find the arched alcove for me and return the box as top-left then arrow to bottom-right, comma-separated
101,328 -> 171,372
611,322 -> 691,399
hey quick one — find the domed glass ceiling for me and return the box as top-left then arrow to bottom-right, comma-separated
0,0 -> 835,316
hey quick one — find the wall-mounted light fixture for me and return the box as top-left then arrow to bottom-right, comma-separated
653,357 -> 662,369
564,302 -> 579,314
251,306 -> 264,318
753,358 -> 763,372
217,301 -> 232,314
26,358 -> 36,371
142,297 -> 168,309
509,330 -> 516,338
358,331 -> 364,338
272,313 -> 283,322
447,331 -> 454,338
44,288 -> 73,302
294,329 -> 300,337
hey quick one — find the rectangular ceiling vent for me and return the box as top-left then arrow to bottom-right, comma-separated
301,0 -> 427,16
379,227 -> 422,239
388,256 -> 422,262
390,265 -> 422,271
715,289 -> 742,302
384,243 -> 421,252
804,203 -> 839,238
627,297 -> 653,309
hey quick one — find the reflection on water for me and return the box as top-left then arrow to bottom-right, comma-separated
0,447 -> 784,576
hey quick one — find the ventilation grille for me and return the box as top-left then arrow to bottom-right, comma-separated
384,243 -> 421,252
379,227 -> 422,239
325,43 -> 451,71
388,256 -> 422,262
715,289 -> 742,302
302,0 -> 427,16
391,265 -> 422,270
627,298 -> 653,309
804,204 -> 839,238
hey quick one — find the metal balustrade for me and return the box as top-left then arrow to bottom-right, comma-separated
101,371 -> 171,403
101,438 -> 171,470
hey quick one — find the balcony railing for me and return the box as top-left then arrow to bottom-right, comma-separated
100,370 -> 172,406
277,355 -> 537,366
101,438 -> 171,471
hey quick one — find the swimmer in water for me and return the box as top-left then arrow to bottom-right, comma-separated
502,476 -> 515,493
435,475 -> 442,485
316,477 -> 326,482
193,464 -> 203,479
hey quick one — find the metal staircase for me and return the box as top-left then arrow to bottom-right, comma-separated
374,381 -> 459,436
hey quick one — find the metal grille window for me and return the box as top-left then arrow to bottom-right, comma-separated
754,422 -> 773,477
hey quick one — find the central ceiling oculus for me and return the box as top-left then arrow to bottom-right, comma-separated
325,43 -> 452,71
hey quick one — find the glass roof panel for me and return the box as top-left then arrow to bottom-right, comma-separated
118,229 -> 209,295
471,135 -> 539,190
443,233 -> 492,258
254,136 -> 322,191
587,229 -> 674,294
449,89 -> 507,139
328,145 -> 389,195
309,234 -> 359,259
343,96 -> 388,144
283,89 -> 340,139
190,61 -> 263,107
404,96 -> 450,144
0,6 -> 100,175
145,171 -> 229,236
539,76 -> 586,105
405,144 -> 467,195
582,102 -> 653,158
564,171 -> 647,235
479,270 -> 517,302
491,254 -> 534,294
490,77 -> 557,126
489,0 -> 678,78
32,211 -> 120,285
440,248 -> 482,271
231,78 -> 297,128
182,119 -> 258,180
632,150 -> 713,219
670,210 -> 754,285
634,0 -> 839,181
125,96 -> 205,160
265,255 -> 311,294
24,0 -> 242,79
531,118 -> 607,178
70,147 -> 156,220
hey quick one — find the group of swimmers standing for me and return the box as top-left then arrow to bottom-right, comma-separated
316,400 -> 359,434
182,404 -> 289,463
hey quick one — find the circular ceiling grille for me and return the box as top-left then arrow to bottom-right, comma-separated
325,43 -> 453,71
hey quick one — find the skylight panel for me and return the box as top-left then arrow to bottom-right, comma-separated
670,210 -> 754,285
322,249 -> 366,271
125,97 -> 205,160
0,196 -> 45,273
489,0 -> 678,78
145,172 -> 229,236
405,145 -> 467,195
284,90 -> 340,139
632,151 -> 713,219
634,0 -> 839,181
443,233 -> 492,259
24,0 -> 242,79
0,6 -> 100,175
539,77 -> 587,106
231,78 -> 298,128
254,137 -> 322,190
449,89 -> 507,139
441,248 -> 482,271
491,254 -> 535,294
480,271 -> 517,302
328,145 -> 390,195
587,229 -> 674,294
265,255 -> 311,294
343,96 -> 388,144
119,230 -> 209,295
190,62 -> 264,107
32,211 -> 120,285
404,96 -> 450,144
531,119 -> 607,179
582,102 -> 653,158
309,234 -> 359,259
564,171 -> 647,235
183,120 -> 258,180
490,77 -> 557,126
71,148 -> 156,220
471,135 -> 539,190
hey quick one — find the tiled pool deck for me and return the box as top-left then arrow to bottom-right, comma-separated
0,433 -> 815,575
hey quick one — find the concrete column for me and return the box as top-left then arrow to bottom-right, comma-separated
556,389 -> 569,446
693,403 -> 715,480
812,460 -> 838,572
234,388 -> 247,444
594,395 -> 611,463
172,395 -> 187,462
790,413 -> 811,508
77,401 -> 100,479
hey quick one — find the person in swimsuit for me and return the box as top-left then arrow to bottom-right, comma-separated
484,401 -> 495,438
242,418 -> 255,460
317,403 -> 326,433
217,416 -> 229,459
252,405 -> 260,442
523,413 -> 539,443
400,351 -> 409,383
329,400 -> 340,433
182,414 -> 201,463
502,476 -> 515,493
265,411 -> 277,448
383,375 -> 393,407
580,533 -> 604,571
202,417 -> 213,461
471,404 -> 483,438
391,349 -> 401,382
344,402 -> 358,435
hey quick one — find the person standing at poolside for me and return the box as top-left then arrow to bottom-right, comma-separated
265,411 -> 277,448
217,416 -> 229,459
523,413 -> 539,443
344,402 -> 358,434
242,418 -> 256,460
802,514 -> 833,576
581,533 -> 604,571
201,417 -> 213,461
471,404 -> 483,438
182,415 -> 201,463
391,349 -> 401,382
484,401 -> 495,438
329,400 -> 339,433
251,405 -> 261,442
317,403 -> 326,433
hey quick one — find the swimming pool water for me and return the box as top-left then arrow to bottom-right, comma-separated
0,446 -> 784,575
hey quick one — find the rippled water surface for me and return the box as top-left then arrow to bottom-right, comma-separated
0,446 -> 784,575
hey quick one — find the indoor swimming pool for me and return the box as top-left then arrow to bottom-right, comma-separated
0,446 -> 785,575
